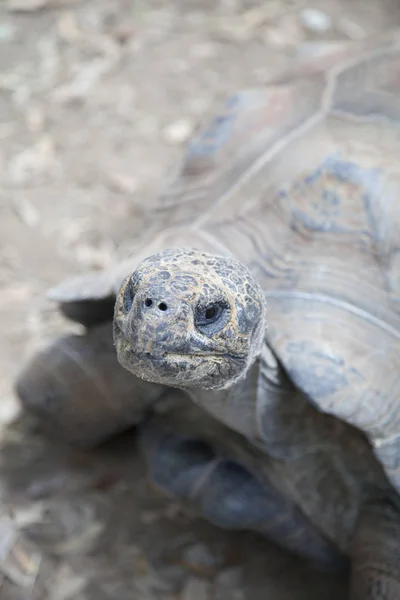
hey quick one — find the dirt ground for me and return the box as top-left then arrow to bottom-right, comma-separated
1,0 -> 400,598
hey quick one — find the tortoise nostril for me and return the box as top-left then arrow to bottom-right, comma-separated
144,298 -> 168,311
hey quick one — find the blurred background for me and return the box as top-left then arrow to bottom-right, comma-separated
1,0 -> 400,598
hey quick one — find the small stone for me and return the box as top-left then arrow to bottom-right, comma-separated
299,8 -> 332,33
163,119 -> 193,145
181,577 -> 211,600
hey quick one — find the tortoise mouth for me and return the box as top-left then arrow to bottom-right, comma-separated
132,350 -> 248,389
114,319 -> 248,389
114,322 -> 246,363
139,351 -> 246,363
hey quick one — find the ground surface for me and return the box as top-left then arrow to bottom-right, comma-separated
1,0 -> 400,598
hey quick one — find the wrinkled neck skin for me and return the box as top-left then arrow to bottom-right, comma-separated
179,336 -> 292,447
180,338 -> 340,467
184,351 -> 262,438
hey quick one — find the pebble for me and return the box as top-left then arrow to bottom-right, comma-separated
299,8 -> 332,33
163,119 -> 193,145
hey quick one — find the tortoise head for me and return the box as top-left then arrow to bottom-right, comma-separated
113,248 -> 267,390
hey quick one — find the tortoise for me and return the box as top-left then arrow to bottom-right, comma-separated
15,36 -> 400,598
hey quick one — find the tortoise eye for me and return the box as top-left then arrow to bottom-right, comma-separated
195,302 -> 230,335
198,303 -> 221,325
122,281 -> 134,312
204,305 -> 219,321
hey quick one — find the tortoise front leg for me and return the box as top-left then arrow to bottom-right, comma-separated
138,406 -> 348,574
350,497 -> 400,599
15,323 -> 166,448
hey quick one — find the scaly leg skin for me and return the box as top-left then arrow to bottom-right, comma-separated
138,412 -> 348,574
350,497 -> 400,599
14,323 -> 166,448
